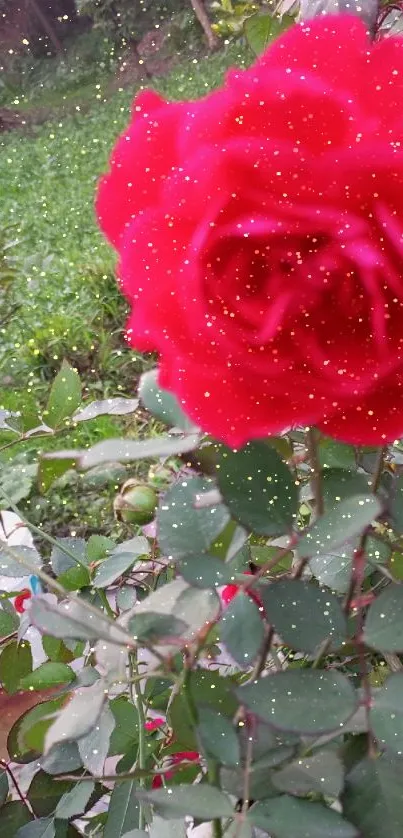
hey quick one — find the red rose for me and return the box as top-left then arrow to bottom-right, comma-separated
14,589 -> 31,614
220,571 -> 263,609
97,16 -> 403,447
151,751 -> 200,788
144,717 -> 165,732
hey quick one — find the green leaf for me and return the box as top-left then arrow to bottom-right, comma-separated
92,552 -> 138,589
109,697 -> 139,756
343,754 -> 403,838
319,439 -> 357,470
128,612 -> 188,642
169,670 -> 238,750
104,781 -> 139,838
135,785 -> 234,819
55,782 -> 95,819
244,13 -> 286,54
309,546 -> 356,593
158,477 -> 230,560
249,796 -> 358,838
0,640 -> 32,694
78,705 -> 115,774
0,770 -> 8,806
178,553 -> 237,589
220,592 -> 265,666
8,696 -> 66,762
0,545 -> 41,577
370,673 -> 403,753
238,670 -> 358,734
131,580 -> 219,650
94,538 -> 149,588
259,579 -> 347,654
46,361 -> 82,429
0,803 -> 32,836
44,679 -> 106,753
73,398 -> 139,422
217,442 -> 298,536
57,564 -> 90,591
220,763 -> 278,802
0,462 -> 37,504
86,535 -> 116,563
139,369 -> 194,431
149,818 -> 186,838
41,742 -> 83,775
50,538 -> 87,575
38,456 -> 78,494
79,434 -> 200,469
197,706 -> 240,766
0,607 -> 19,638
273,750 -> 344,798
322,469 -> 371,509
116,586 -> 137,611
364,584 -> 403,652
41,637 -> 73,664
27,771 -> 73,818
298,495 -> 382,559
16,817 -> 55,838
30,596 -> 133,647
19,662 -> 75,691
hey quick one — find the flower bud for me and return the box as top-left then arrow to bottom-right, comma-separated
114,479 -> 157,526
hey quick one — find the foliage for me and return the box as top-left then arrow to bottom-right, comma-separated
75,0 -> 189,44
0,357 -> 401,838
2,6 -> 403,838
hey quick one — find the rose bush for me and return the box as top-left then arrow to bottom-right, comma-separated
97,14 -> 403,448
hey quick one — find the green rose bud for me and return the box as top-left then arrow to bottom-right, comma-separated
114,479 -> 157,526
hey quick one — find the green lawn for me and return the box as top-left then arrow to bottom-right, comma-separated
0,40 -> 251,537
0,41 -> 251,400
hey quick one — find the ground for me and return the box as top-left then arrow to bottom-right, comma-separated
0,32 -> 251,538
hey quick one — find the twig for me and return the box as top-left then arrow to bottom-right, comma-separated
240,716 -> 254,814
240,537 -> 297,593
182,660 -> 223,838
0,760 -> 36,816
249,625 -> 275,681
343,447 -> 386,614
306,427 -> 324,517
130,652 -> 147,829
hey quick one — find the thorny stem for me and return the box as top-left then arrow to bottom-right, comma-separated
306,427 -> 324,518
249,625 -> 275,681
130,652 -> 147,830
182,660 -> 223,838
241,537 -> 297,593
343,446 -> 386,614
350,549 -> 377,757
240,717 -> 254,819
209,762 -> 223,838
342,446 -> 386,757
371,446 -> 387,494
0,760 -> 36,816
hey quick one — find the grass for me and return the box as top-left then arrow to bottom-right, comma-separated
0,36 -> 252,536
0,39 -> 252,391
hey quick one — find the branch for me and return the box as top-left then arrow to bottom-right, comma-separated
189,0 -> 218,50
